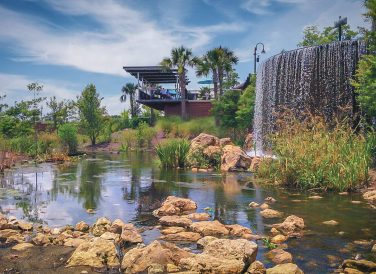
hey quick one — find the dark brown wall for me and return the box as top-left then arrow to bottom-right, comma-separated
164,101 -> 212,118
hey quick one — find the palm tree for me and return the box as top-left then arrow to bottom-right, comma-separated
216,47 -> 239,96
120,83 -> 139,118
160,46 -> 198,119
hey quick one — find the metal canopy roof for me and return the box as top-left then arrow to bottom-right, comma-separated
123,66 -> 179,84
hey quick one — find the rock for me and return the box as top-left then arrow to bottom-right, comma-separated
100,231 -> 120,242
250,157 -> 263,172
272,215 -> 305,237
166,263 -> 180,272
32,233 -> 51,246
121,223 -> 143,244
246,260 -> 266,274
363,190 -> 376,204
51,228 -> 61,235
260,203 -> 269,210
153,196 -> 197,217
220,138 -> 234,147
249,202 -> 260,208
160,232 -> 202,242
351,200 -> 362,204
243,134 -> 254,151
190,220 -> 229,236
161,227 -> 186,235
0,218 -> 16,230
308,195 -> 323,199
322,220 -> 339,226
260,209 -> 282,218
343,268 -> 364,274
196,236 -> 218,248
266,249 -> 293,264
203,145 -> 222,158
179,238 -> 258,274
121,240 -> 192,273
266,263 -> 304,274
148,263 -> 165,274
160,216 -> 193,228
75,221 -> 89,232
271,234 -> 288,244
0,229 -> 21,239
221,145 -> 253,172
67,237 -> 120,268
342,259 -> 376,272
17,220 -> 33,231
225,224 -> 253,239
270,228 -> 279,236
86,208 -> 95,214
265,197 -> 277,203
190,133 -> 220,149
185,213 -> 210,221
108,219 -> 126,234
63,238 -> 86,248
372,244 -> 376,253
92,217 -> 111,237
11,243 -> 34,251
339,192 -> 349,195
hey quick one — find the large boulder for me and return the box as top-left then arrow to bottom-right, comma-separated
159,216 -> 193,228
160,232 -> 202,242
92,217 -> 111,237
225,224 -> 253,239
179,238 -> 258,274
153,196 -> 197,217
266,263 -> 304,274
121,240 -> 192,273
272,215 -> 305,237
121,223 -> 143,244
66,237 -> 120,268
190,220 -> 229,236
221,145 -> 253,172
190,133 -> 220,149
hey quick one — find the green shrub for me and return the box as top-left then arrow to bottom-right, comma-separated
186,147 -> 222,169
257,114 -> 375,191
9,136 -> 35,155
119,122 -> 156,150
155,138 -> 190,168
58,123 -> 78,154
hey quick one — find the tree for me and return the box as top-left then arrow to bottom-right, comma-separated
298,25 -> 358,47
46,96 -> 73,129
120,83 -> 140,118
160,46 -> 199,119
77,84 -> 106,146
236,75 -> 256,129
0,94 -> 8,113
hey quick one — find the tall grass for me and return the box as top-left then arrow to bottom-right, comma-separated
257,113 -> 375,191
155,116 -> 217,138
117,122 -> 156,150
155,138 -> 190,168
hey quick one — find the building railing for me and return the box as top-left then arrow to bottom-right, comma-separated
138,89 -> 211,101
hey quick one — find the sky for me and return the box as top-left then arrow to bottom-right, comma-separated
0,0 -> 369,115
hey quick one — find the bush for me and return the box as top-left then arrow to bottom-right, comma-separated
58,123 -> 78,155
155,138 -> 190,168
256,113 -> 375,191
118,122 -> 156,150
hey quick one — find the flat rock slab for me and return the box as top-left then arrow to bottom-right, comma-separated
159,216 -> 193,228
160,232 -> 202,242
190,220 -> 229,236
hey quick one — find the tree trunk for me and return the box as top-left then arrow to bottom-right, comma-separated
180,72 -> 187,119
218,69 -> 224,97
212,69 -> 219,100
91,135 -> 96,146
130,93 -> 135,117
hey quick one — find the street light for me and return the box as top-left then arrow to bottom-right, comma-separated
334,16 -> 347,41
254,42 -> 266,75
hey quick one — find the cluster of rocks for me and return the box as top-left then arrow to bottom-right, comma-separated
0,196 -> 308,273
187,133 -> 261,172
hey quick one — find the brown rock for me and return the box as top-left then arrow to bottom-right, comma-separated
100,231 -> 120,242
271,234 -> 288,244
185,213 -> 211,221
250,157 -> 263,172
221,145 -> 253,172
266,249 -> 293,264
67,237 -> 120,268
220,138 -> 234,147
92,217 -> 111,237
322,220 -> 339,226
0,229 -> 20,239
109,219 -> 126,234
160,216 -> 193,228
249,202 -> 260,208
266,263 -> 304,274
342,259 -> 376,272
308,195 -> 323,199
121,240 -> 192,273
225,224 -> 253,239
166,263 -> 180,273
32,233 -> 51,246
17,220 -> 33,231
11,243 -> 34,251
64,238 -> 86,248
270,228 -> 279,236
260,203 -> 269,210
153,196 -> 197,217
196,236 -> 218,248
243,133 -> 254,151
343,268 -> 364,274
272,215 -> 305,237
121,223 -> 143,244
260,209 -> 282,218
160,232 -> 202,242
161,227 -> 186,235
246,260 -> 266,274
363,190 -> 376,204
203,145 -> 222,158
75,221 -> 89,232
190,220 -> 229,236
179,254 -> 244,274
265,197 -> 277,203
190,133 -> 220,149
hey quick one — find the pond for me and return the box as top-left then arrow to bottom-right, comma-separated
0,152 -> 375,273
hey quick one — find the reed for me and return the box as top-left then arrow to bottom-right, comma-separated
257,113 -> 375,191
155,138 -> 190,168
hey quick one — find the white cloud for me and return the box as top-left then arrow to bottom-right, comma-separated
0,1 -> 246,77
242,0 -> 308,15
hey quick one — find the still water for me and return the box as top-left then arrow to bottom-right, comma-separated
0,152 -> 375,273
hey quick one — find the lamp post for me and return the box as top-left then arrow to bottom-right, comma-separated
254,42 -> 266,75
334,16 -> 347,41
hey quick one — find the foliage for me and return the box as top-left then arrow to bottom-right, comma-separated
297,25 -> 358,47
9,133 -> 60,156
257,113 -> 375,191
0,94 -> 8,113
120,83 -> 141,118
58,123 -> 78,155
77,84 -> 106,146
262,238 -> 277,250
46,96 -> 75,129
186,147 -> 222,170
118,122 -> 156,150
155,138 -> 190,168
236,75 -> 256,130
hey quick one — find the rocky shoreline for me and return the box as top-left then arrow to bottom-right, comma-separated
1,195 -> 375,273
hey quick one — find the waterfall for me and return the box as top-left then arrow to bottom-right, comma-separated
253,40 -> 367,154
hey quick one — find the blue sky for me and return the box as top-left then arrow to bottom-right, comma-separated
0,0 -> 368,115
